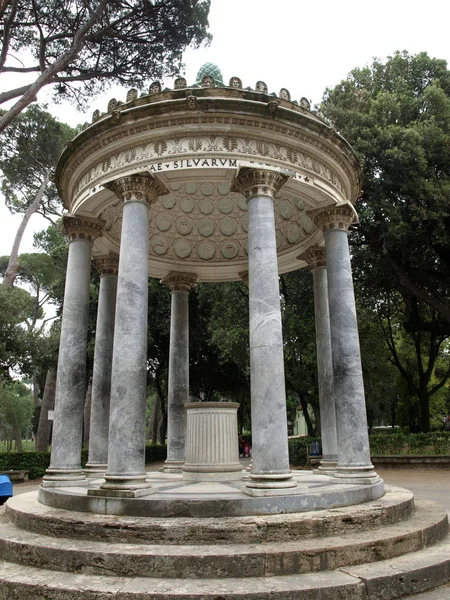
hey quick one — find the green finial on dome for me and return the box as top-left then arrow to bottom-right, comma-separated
196,62 -> 224,86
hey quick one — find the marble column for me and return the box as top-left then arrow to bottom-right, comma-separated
160,272 -> 198,473
233,167 -> 297,495
301,246 -> 338,473
93,174 -> 167,498
311,204 -> 379,484
84,254 -> 119,478
43,216 -> 104,487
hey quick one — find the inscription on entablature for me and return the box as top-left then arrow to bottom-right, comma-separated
73,136 -> 346,203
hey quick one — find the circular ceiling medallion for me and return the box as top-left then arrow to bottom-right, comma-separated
221,239 -> 239,259
155,213 -> 172,231
197,240 -> 216,260
219,197 -> 234,214
174,238 -> 192,258
201,182 -> 214,196
151,234 -> 169,255
219,216 -> 237,236
176,216 -> 194,235
180,197 -> 195,213
162,194 -> 176,209
199,198 -> 214,214
198,217 -> 215,237
185,182 -> 198,195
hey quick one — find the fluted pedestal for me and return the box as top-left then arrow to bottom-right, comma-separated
182,402 -> 242,481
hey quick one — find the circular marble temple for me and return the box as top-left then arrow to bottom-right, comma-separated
55,66 -> 361,282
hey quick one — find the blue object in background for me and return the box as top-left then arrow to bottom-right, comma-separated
0,474 -> 13,505
309,441 -> 321,456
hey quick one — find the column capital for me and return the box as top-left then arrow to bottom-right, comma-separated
232,166 -> 291,199
161,272 -> 198,292
104,173 -> 168,205
299,246 -> 326,270
94,253 -> 119,276
308,203 -> 357,233
62,215 -> 105,242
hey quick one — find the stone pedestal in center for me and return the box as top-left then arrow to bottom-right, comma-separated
182,402 -> 242,481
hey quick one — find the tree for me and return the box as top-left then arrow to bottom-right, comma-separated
0,106 -> 74,286
322,51 -> 450,431
0,0 -> 211,131
322,51 -> 450,332
0,380 -> 34,451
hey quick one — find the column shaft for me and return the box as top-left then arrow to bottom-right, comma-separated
85,268 -> 117,476
165,289 -> 189,470
312,265 -> 338,471
248,195 -> 292,478
43,216 -> 103,487
104,200 -> 149,485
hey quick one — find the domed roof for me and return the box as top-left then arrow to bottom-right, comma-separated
196,62 -> 224,86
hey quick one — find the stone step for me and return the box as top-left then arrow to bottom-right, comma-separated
0,499 -> 447,579
1,536 -> 450,600
5,485 -> 414,544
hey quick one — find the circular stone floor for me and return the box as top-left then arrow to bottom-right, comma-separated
38,469 -> 385,518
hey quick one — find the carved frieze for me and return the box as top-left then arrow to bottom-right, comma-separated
72,134 -> 346,209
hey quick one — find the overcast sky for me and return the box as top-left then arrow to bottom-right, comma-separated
2,0 -> 450,257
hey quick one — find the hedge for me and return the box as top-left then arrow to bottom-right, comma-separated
0,444 -> 168,480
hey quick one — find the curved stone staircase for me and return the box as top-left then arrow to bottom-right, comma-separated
1,486 -> 450,599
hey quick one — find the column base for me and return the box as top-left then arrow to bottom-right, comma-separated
315,458 -> 338,475
160,460 -> 184,473
84,463 -> 107,478
42,468 -> 86,488
244,472 -> 298,495
90,473 -> 156,498
330,464 -> 381,485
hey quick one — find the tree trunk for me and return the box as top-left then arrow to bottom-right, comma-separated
151,395 -> 160,445
158,412 -> 167,446
32,367 -> 40,407
2,172 -> 50,286
83,378 -> 92,448
13,424 -> 22,451
298,395 -> 316,437
418,388 -> 431,433
35,368 -> 56,452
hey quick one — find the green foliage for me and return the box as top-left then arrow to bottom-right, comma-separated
288,437 -> 321,466
369,432 -> 450,455
0,105 -> 74,218
323,51 -> 450,328
0,381 -> 34,440
0,444 -> 167,480
0,0 -> 211,123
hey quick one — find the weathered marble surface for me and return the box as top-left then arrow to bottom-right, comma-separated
164,289 -> 189,471
245,194 -> 293,488
324,228 -> 377,482
85,272 -> 117,475
45,238 -> 92,480
103,200 -> 150,488
312,265 -> 338,470
182,402 -> 242,481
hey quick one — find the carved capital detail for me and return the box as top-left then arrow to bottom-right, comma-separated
232,167 -> 290,200
161,272 -> 198,292
104,174 -> 168,205
308,204 -> 357,233
299,246 -> 326,270
62,215 -> 104,242
94,253 -> 119,276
